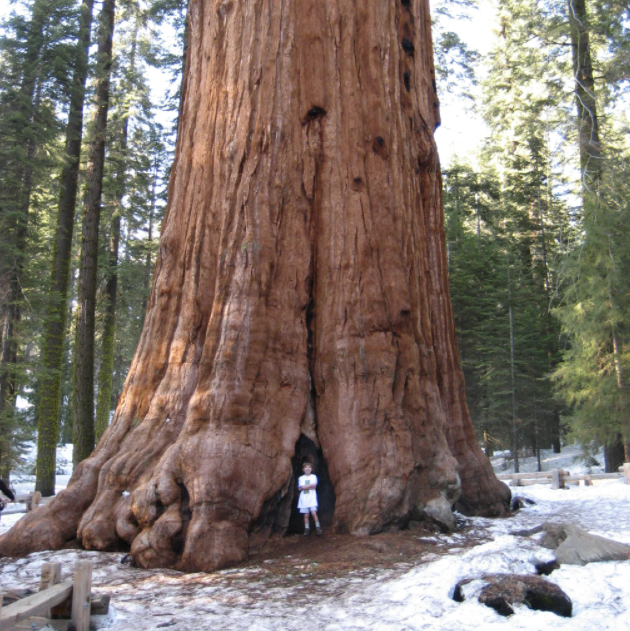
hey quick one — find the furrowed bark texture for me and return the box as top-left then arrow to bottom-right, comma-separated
0,0 -> 509,570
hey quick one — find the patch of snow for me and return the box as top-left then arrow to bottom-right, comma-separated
1,452 -> 630,629
1,444 -> 73,532
491,442 -> 606,475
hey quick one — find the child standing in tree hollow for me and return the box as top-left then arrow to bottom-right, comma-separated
298,462 -> 322,536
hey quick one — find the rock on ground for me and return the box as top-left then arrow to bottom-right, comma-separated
454,573 -> 573,617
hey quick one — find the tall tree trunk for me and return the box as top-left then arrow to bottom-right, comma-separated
604,435 -> 625,473
507,255 -> 519,473
569,1 -> 628,462
72,0 -> 116,467
1,0 -> 510,570
568,0 -> 601,187
95,6 -> 138,442
36,0 -> 96,497
94,216 -> 120,441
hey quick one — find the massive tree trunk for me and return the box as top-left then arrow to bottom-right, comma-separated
0,0 -> 509,571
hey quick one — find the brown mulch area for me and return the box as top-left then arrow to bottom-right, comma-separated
242,520 -> 491,582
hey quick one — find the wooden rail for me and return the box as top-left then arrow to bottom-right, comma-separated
2,492 -> 54,515
496,463 -> 630,489
0,559 -> 103,631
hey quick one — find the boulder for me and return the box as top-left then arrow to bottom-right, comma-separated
514,522 -> 630,566
454,574 -> 572,617
423,497 -> 456,533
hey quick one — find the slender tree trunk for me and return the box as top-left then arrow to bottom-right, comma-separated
604,435 -> 625,473
569,2 -> 629,468
568,0 -> 601,187
1,0 -> 510,569
72,0 -> 116,467
36,0 -> 96,496
95,7 -> 138,442
94,216 -> 120,441
507,256 -> 519,473
483,428 -> 493,457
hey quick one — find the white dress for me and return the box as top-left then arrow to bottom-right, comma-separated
297,474 -> 318,511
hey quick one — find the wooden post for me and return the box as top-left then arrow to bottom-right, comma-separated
583,474 -> 593,486
71,560 -> 93,631
39,562 -> 62,619
624,463 -> 630,485
39,562 -> 62,590
32,491 -> 41,509
551,468 -> 561,490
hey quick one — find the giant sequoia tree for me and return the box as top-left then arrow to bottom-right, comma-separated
0,0 -> 509,571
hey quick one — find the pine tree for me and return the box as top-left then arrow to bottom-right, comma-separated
553,0 -> 630,467
36,0 -> 96,495
0,0 -> 81,478
443,0 -> 568,466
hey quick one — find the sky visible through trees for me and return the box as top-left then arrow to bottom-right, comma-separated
0,0 -> 628,491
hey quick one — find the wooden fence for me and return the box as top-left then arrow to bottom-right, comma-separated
0,559 -> 109,631
496,463 -> 630,489
2,492 -> 54,515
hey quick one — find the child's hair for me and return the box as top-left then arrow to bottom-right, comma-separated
302,461 -> 313,470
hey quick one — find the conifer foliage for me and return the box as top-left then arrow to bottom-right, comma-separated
0,0 -> 175,487
443,0 -> 630,468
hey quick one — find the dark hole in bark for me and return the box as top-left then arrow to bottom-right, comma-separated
306,106 -> 327,121
172,481 -> 191,554
154,489 -> 166,520
287,434 -> 336,533
401,0 -> 411,7
403,72 -> 411,92
372,136 -> 387,156
401,38 -> 415,55
354,177 -> 362,184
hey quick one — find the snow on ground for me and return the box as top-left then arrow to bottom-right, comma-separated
2,449 -> 630,630
491,442 -> 606,475
0,444 -> 73,531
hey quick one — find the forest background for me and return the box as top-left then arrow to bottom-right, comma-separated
0,0 -> 628,495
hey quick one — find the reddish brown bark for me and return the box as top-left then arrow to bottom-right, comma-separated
0,0 -> 509,571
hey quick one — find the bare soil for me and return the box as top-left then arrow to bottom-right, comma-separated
243,520 -> 492,582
